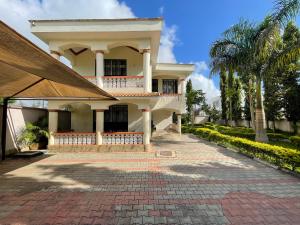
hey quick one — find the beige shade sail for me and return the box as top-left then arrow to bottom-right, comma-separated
0,20 -> 116,100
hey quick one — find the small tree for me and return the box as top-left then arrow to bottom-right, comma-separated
220,67 -> 228,124
232,77 -> 242,123
185,80 -> 206,125
227,68 -> 234,122
185,79 -> 193,124
281,22 -> 300,133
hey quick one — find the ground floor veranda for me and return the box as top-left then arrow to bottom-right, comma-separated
48,100 -> 182,151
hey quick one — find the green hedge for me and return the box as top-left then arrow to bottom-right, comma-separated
182,126 -> 300,171
201,124 -> 289,141
290,136 -> 300,149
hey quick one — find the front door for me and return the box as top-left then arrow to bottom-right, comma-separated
104,105 -> 128,132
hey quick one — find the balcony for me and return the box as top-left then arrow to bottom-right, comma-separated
83,76 -> 144,92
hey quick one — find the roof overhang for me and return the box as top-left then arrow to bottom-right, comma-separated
153,63 -> 195,78
0,20 -> 116,100
29,18 -> 163,63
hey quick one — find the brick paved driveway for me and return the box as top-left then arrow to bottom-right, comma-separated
0,132 -> 299,225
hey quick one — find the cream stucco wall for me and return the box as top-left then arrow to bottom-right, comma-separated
73,50 -> 95,75
0,106 -> 47,154
70,103 -> 93,132
128,104 -> 143,132
105,46 -> 143,76
152,109 -> 174,131
56,102 -> 143,133
72,46 -> 143,76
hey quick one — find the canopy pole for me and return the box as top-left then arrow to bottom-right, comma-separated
1,98 -> 8,160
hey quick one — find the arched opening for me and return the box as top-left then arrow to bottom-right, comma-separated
104,103 -> 142,132
58,102 -> 93,132
104,46 -> 143,77
152,108 -> 180,132
104,104 -> 128,132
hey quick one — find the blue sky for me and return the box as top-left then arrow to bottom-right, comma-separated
0,0 -> 299,103
125,0 -> 300,99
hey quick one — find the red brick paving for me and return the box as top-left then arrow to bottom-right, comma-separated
0,133 -> 299,224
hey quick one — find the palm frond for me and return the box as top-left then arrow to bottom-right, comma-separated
272,0 -> 300,25
264,39 -> 300,74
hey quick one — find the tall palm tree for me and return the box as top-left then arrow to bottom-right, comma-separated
210,0 -> 300,142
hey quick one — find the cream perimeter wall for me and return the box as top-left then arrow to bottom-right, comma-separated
72,46 -> 143,76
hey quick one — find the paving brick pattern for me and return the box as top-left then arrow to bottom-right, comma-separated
0,132 -> 299,224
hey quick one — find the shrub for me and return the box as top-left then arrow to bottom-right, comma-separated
267,133 -> 289,140
183,126 -> 300,171
290,136 -> 300,149
202,124 -> 289,141
17,116 -> 49,148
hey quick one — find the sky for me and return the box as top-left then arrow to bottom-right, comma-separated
0,0 -> 299,103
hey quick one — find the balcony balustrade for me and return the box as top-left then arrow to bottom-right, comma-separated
83,76 -> 144,89
102,132 -> 144,145
53,132 -> 144,145
53,132 -> 96,145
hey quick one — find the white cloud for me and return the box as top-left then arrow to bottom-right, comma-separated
0,1 -> 220,103
158,24 -> 177,63
188,61 -> 220,104
0,0 -> 135,51
159,6 -> 164,16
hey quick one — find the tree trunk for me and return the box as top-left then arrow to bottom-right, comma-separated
229,100 -> 232,126
255,77 -> 269,142
191,105 -> 194,127
249,78 -> 255,130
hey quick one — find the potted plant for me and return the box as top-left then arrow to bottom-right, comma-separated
18,117 -> 49,150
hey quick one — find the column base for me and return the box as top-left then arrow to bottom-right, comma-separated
144,144 -> 152,152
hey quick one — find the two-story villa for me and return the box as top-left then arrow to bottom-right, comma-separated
30,18 -> 194,151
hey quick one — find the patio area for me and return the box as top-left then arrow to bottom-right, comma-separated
0,133 -> 299,225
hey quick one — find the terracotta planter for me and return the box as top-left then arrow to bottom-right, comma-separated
29,143 -> 39,150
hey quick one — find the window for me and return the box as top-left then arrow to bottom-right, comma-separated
163,79 -> 178,94
104,59 -> 127,76
152,79 -> 158,92
104,105 -> 128,132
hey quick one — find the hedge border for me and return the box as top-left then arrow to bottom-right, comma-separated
182,126 -> 300,171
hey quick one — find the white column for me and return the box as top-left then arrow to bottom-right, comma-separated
95,50 -> 105,88
48,110 -> 58,145
50,50 -> 61,60
179,79 -> 185,95
142,107 -> 151,145
96,110 -> 104,145
177,114 -> 182,134
143,49 -> 151,93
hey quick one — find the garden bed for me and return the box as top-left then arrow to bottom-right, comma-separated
182,125 -> 300,173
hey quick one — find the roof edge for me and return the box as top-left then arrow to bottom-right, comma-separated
29,17 -> 163,23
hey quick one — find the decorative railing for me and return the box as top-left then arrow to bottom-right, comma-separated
103,76 -> 144,89
102,132 -> 144,145
53,132 -> 96,145
83,76 -> 144,89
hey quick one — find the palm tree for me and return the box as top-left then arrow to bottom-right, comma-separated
210,0 -> 300,142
